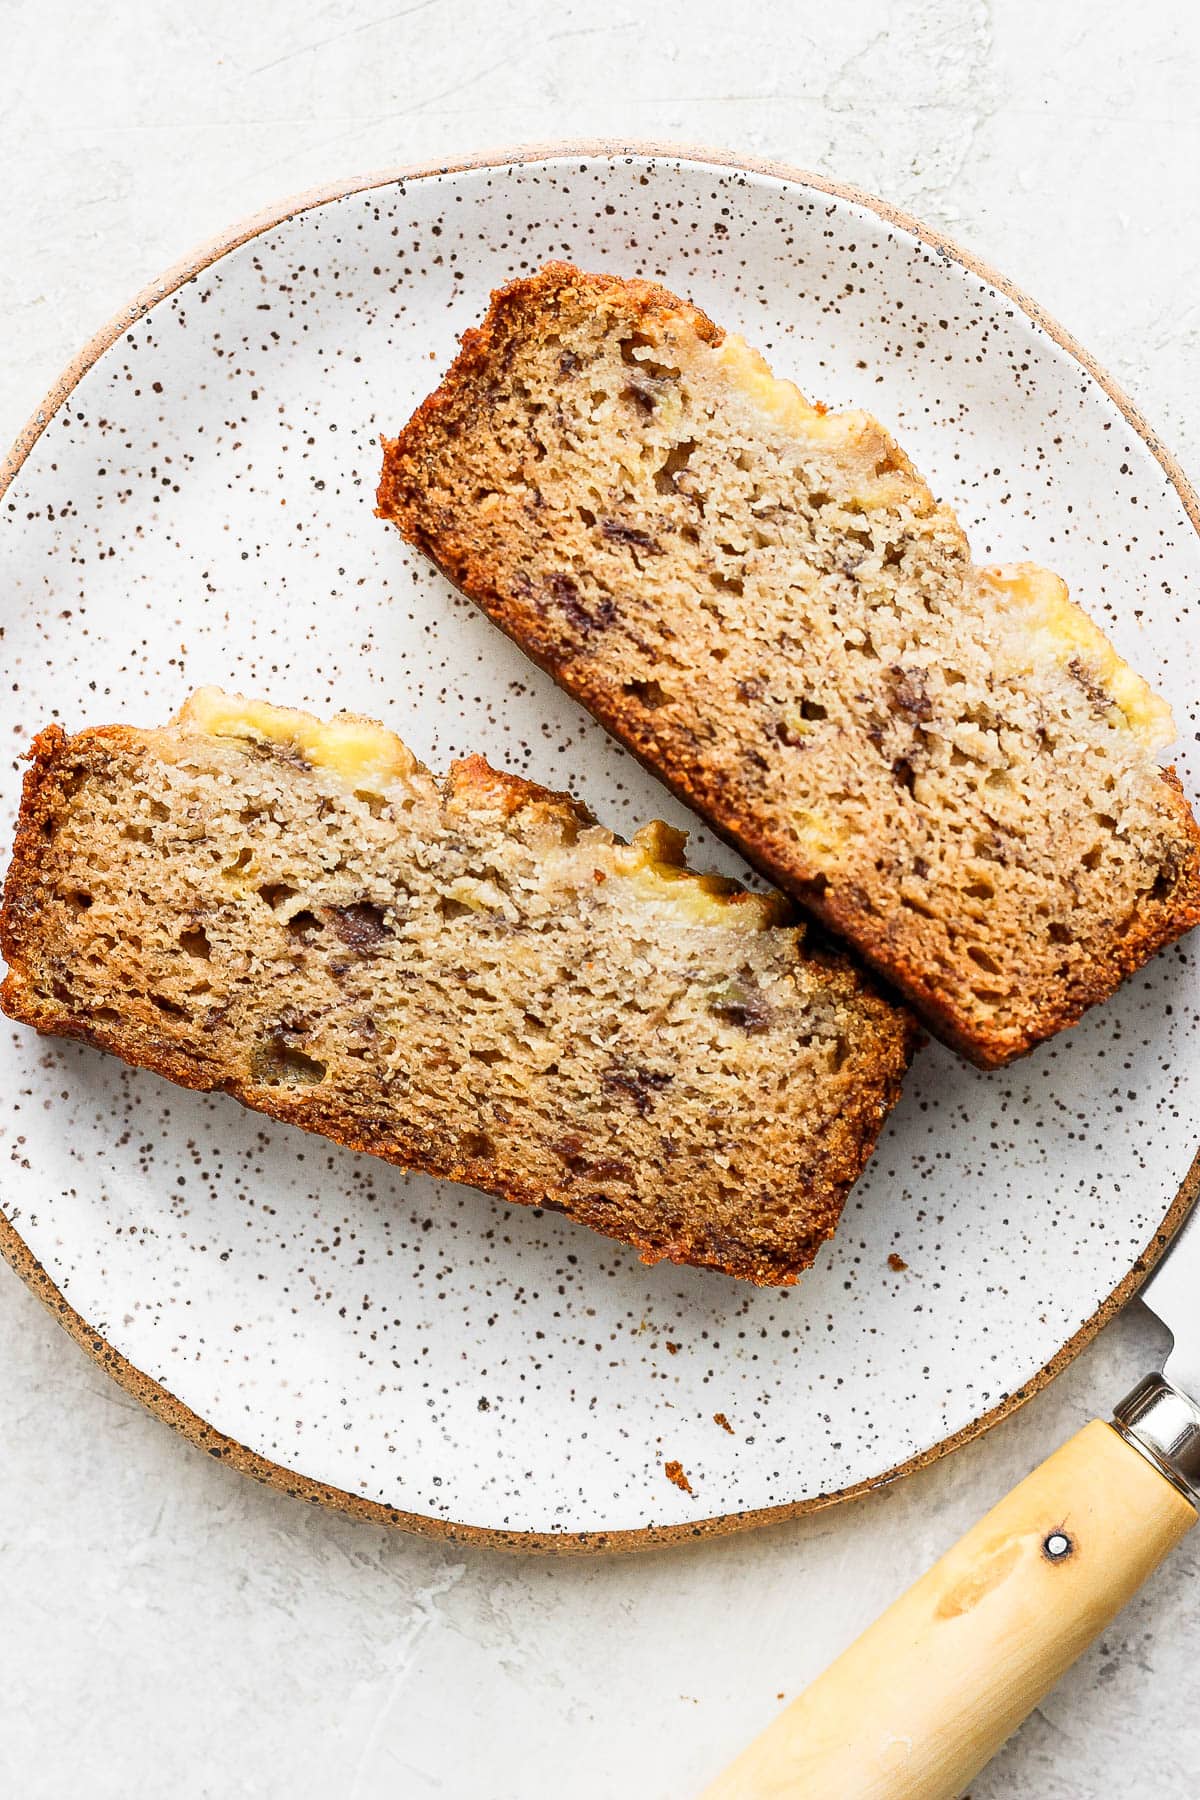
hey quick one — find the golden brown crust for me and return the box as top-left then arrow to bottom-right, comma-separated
377,262 -> 1200,1068
443,751 -> 591,830
1,714 -> 917,1287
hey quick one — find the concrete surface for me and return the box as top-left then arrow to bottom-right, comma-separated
2,2 -> 1199,1794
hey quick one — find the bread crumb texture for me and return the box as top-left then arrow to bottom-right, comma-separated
378,262 -> 1200,1065
0,690 -> 916,1285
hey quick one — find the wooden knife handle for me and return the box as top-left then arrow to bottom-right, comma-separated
700,1421 -> 1196,1800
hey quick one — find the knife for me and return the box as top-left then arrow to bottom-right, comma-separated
700,1190 -> 1200,1799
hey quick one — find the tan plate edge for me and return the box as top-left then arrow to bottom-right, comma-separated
2,138 -> 1198,1554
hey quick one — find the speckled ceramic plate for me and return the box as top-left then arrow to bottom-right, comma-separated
2,144 -> 1199,1550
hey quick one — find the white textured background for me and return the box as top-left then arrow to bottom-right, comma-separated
2,3 -> 1198,1794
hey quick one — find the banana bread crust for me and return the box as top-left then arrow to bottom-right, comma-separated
378,263 -> 1200,1066
1,701 -> 917,1285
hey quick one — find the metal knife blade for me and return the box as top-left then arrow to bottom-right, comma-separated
1136,1161 -> 1200,1400
1144,1159 -> 1200,1396
1110,1174 -> 1200,1502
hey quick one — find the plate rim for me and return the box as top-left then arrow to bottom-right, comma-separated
2,137 -> 1198,1554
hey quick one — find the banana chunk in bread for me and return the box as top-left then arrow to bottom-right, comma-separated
0,689 -> 916,1285
378,262 -> 1200,1066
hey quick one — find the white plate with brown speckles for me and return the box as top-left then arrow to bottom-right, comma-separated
2,143 -> 1199,1550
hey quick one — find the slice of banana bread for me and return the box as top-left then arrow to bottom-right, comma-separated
0,689 -> 916,1285
377,262 -> 1200,1066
